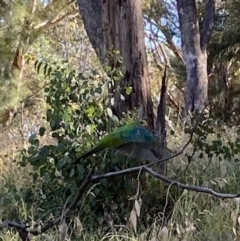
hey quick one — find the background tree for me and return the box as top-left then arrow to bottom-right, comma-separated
176,0 -> 215,117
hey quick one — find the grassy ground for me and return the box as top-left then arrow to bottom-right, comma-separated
0,127 -> 240,241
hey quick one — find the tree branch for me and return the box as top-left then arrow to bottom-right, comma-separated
143,166 -> 240,199
33,0 -> 77,31
34,10 -> 79,30
145,17 -> 183,62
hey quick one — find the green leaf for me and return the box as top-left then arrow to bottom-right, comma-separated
113,75 -> 122,81
95,87 -> 102,94
126,87 -> 132,95
86,125 -> 91,134
63,111 -> 71,122
47,66 -> 52,76
120,94 -> 125,100
29,134 -> 39,146
86,105 -> 95,118
110,98 -> 115,106
34,60 -> 38,70
105,65 -> 112,72
36,61 -> 43,74
43,63 -> 48,75
111,114 -> 119,122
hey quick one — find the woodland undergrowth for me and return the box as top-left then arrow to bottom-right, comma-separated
0,125 -> 240,241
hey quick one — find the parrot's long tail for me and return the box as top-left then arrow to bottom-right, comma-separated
74,145 -> 104,163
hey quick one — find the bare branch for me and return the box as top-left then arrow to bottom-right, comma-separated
143,166 -> 240,199
145,17 -> 183,62
34,10 -> 79,30
33,0 -> 77,31
30,0 -> 37,17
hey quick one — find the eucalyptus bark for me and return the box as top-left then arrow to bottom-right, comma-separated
177,0 -> 215,116
77,0 -> 154,131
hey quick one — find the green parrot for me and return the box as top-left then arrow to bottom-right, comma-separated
75,120 -> 173,163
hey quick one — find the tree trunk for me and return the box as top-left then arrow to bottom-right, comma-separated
76,0 -> 105,62
176,0 -> 215,117
77,0 -> 154,131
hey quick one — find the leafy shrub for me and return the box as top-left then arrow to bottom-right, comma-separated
19,61 -> 146,229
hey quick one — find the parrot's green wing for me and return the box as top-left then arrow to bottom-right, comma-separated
76,120 -> 145,160
115,141 -> 174,163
